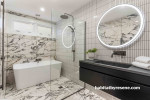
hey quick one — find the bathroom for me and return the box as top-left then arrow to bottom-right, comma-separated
0,0 -> 150,100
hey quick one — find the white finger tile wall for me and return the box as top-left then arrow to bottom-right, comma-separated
72,0 -> 150,64
56,19 -> 85,87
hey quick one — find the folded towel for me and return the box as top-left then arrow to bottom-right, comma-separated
132,61 -> 150,69
135,56 -> 150,64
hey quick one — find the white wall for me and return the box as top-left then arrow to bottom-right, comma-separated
70,0 -> 150,100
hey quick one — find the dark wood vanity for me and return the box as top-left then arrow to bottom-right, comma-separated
80,59 -> 150,100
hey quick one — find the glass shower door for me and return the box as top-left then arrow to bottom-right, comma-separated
4,1 -> 52,99
49,9 -> 86,99
1,1 -> 86,99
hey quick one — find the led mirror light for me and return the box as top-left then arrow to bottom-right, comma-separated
97,4 -> 144,49
62,25 -> 75,48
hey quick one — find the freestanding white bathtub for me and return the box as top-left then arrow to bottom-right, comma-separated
13,60 -> 62,90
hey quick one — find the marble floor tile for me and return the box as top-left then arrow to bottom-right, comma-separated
1,77 -> 83,100
5,83 -> 49,100
43,77 -> 83,100
65,89 -> 106,100
0,77 -> 107,100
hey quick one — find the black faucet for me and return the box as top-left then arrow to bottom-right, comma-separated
111,51 -> 126,58
23,59 -> 30,63
35,58 -> 42,63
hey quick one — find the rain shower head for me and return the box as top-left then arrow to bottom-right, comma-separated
60,13 -> 74,20
60,14 -> 68,19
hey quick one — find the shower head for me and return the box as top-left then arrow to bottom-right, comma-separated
60,13 -> 74,26
60,14 -> 68,19
60,13 -> 74,20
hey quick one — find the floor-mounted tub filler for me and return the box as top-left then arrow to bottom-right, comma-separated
13,60 -> 62,90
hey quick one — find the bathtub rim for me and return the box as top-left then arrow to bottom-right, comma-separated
13,60 -> 62,70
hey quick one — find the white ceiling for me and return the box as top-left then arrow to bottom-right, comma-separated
5,0 -> 91,22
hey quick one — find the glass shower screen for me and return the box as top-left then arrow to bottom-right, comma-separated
1,1 -> 86,99
50,9 -> 86,99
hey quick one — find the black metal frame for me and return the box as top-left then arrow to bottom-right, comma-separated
1,0 -> 5,90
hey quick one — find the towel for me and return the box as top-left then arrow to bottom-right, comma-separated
135,56 -> 150,64
132,61 -> 150,69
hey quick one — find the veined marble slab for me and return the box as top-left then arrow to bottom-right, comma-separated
0,77 -> 106,100
2,77 -> 83,100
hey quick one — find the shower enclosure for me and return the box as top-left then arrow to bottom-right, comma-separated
49,9 -> 86,99
61,13 -> 76,62
0,2 -> 86,100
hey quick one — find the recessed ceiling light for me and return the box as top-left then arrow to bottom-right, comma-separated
40,7 -> 45,12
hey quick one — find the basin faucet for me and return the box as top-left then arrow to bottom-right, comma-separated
111,51 -> 126,58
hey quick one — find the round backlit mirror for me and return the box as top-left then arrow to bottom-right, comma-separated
97,4 -> 144,49
62,25 -> 75,48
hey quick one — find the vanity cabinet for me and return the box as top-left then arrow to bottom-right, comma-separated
80,61 -> 150,100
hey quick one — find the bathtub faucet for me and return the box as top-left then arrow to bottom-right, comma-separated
23,59 -> 30,63
35,58 -> 42,63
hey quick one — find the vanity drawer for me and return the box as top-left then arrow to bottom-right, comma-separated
80,67 -> 105,86
105,75 -> 150,100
